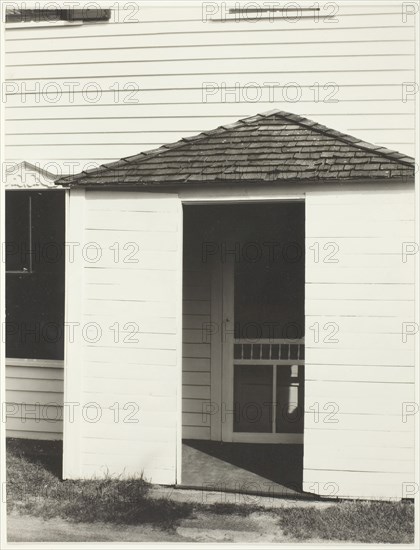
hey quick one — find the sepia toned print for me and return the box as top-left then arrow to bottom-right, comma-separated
1,1 -> 418,546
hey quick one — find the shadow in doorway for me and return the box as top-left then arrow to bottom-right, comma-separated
182,440 -> 310,498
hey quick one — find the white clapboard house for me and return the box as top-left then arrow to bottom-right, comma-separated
55,111 -> 416,501
3,4 -> 417,501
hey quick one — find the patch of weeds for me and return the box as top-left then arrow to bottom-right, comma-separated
277,500 -> 415,544
7,438 -> 193,530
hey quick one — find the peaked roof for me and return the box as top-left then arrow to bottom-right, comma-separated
56,110 -> 415,187
6,161 -> 57,189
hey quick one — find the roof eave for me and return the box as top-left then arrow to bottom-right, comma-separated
65,175 -> 415,190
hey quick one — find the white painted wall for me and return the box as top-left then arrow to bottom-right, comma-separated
5,358 -> 63,440
4,1 -> 416,177
63,190 -> 183,484
304,188 -> 416,500
182,265 -> 212,440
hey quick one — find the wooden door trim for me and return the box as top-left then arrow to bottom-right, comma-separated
210,257 -> 223,441
221,257 -> 235,442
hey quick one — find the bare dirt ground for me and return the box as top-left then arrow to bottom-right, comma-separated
7,510 -> 327,544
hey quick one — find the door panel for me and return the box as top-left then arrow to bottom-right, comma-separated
233,364 -> 272,433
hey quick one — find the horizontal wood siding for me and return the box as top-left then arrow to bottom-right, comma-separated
5,358 -> 64,440
4,2 -> 415,174
63,190 -> 182,484
182,261 -> 212,440
303,189 -> 416,500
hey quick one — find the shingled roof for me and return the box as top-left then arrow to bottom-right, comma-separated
56,110 -> 415,187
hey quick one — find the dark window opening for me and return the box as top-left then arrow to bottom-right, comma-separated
5,8 -> 111,23
6,191 -> 65,360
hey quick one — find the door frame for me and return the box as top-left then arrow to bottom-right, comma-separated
181,195 -> 306,473
221,255 -> 235,442
219,257 -> 304,444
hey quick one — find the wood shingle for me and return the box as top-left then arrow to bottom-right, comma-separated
56,110 -> 415,187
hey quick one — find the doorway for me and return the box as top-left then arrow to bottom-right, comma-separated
182,201 -> 305,492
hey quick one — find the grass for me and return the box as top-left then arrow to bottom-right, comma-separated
6,438 -> 193,529
6,438 -> 415,543
277,500 -> 415,544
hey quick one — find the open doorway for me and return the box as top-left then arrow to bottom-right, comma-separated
181,202 -> 305,495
